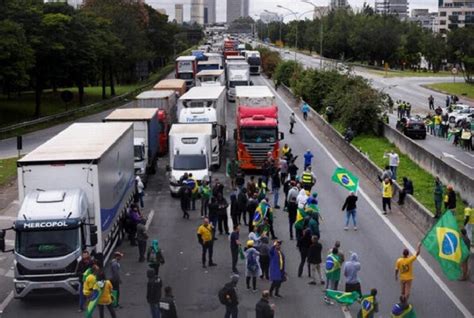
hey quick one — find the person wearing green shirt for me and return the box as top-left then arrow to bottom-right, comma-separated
433,177 -> 443,218
200,181 -> 211,218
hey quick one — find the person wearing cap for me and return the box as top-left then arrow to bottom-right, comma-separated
244,240 -> 261,292
269,240 -> 285,298
395,243 -> 421,300
110,252 -> 123,307
146,269 -> 162,318
303,149 -> 313,171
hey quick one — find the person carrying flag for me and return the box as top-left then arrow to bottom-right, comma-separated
395,243 -> 421,300
357,288 -> 378,318
324,248 -> 342,304
96,271 -> 116,318
391,296 -> 416,318
186,173 -> 199,211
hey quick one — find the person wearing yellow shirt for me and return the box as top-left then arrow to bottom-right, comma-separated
433,114 -> 442,136
464,205 -> 473,242
197,218 -> 216,268
83,265 -> 100,300
281,144 -> 290,158
96,272 -> 116,318
380,177 -> 393,215
395,243 -> 421,300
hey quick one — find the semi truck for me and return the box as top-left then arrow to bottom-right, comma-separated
153,79 -> 187,97
245,51 -> 261,75
196,69 -> 226,87
226,60 -> 251,102
177,86 -> 226,168
223,39 -> 239,59
204,53 -> 224,69
167,123 -> 213,195
134,90 -> 178,155
104,108 -> 160,180
0,123 -> 134,298
234,86 -> 284,170
197,60 -> 220,72
175,56 -> 197,89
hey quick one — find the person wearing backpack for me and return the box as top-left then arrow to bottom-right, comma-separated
147,239 -> 165,276
244,240 -> 261,292
218,275 -> 239,318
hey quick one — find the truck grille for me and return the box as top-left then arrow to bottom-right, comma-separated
243,143 -> 275,166
17,260 -> 78,277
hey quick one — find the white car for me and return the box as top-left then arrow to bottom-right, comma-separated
448,107 -> 474,126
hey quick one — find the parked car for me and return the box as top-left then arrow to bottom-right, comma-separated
448,107 -> 474,126
397,117 -> 426,139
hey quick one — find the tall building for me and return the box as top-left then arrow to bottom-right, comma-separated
205,0 -> 216,24
409,9 -> 438,32
191,0 -> 205,25
227,0 -> 249,23
438,0 -> 474,34
330,0 -> 348,9
175,4 -> 184,24
375,0 -> 409,18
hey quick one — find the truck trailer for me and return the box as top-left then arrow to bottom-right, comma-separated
0,123 -> 135,298
175,56 -> 198,89
104,108 -> 160,180
245,51 -> 261,75
226,61 -> 251,102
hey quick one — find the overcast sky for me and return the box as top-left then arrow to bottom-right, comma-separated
145,0 -> 438,22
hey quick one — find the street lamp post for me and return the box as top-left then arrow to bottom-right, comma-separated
277,5 -> 299,63
301,0 -> 325,70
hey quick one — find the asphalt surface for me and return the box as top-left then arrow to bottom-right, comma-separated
0,74 -> 472,317
272,45 -> 474,178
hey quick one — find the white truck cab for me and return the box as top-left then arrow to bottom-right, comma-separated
196,69 -> 226,87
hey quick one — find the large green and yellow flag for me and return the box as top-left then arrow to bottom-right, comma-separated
325,289 -> 360,305
331,167 -> 359,192
391,303 -> 417,318
422,210 -> 470,280
294,208 -> 307,230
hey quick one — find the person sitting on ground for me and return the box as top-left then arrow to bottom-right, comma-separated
398,177 -> 414,205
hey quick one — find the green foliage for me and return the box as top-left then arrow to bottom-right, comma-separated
274,60 -> 302,86
0,157 -> 17,187
257,47 -> 282,78
447,26 -> 474,83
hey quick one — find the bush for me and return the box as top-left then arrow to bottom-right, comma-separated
257,46 -> 282,78
274,60 -> 303,86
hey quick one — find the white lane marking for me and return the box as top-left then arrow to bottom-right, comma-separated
0,291 -> 13,314
262,76 -> 473,317
145,209 -> 155,231
442,152 -> 474,169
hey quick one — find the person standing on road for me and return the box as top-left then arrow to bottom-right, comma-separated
357,288 -> 378,318
96,271 -> 117,318
397,177 -> 413,205
160,286 -> 178,318
179,182 -> 191,219
255,290 -> 275,318
308,235 -> 324,285
279,157 -> 289,185
428,95 -> 434,110
289,112 -> 296,134
378,177 -> 393,215
344,253 -> 362,297
384,150 -> 399,180
269,240 -> 286,298
208,197 -> 219,237
247,193 -> 259,233
146,269 -> 162,318
464,205 -> 473,242
301,167 -> 315,191
395,243 -> 421,300
244,240 -> 261,292
216,192 -> 230,235
135,176 -> 145,208
297,228 -> 312,278
230,225 -> 241,274
110,252 -> 123,307
259,236 -> 271,280
83,265 -> 100,308
287,182 -> 299,240
460,229 -> 471,281
199,180 -> 211,218
434,177 -> 444,218
271,168 -> 281,209
197,218 -> 217,268
230,188 -> 239,227
227,159 -> 239,189
76,250 -> 93,313
303,149 -> 314,171
445,95 -> 451,108
301,101 -> 310,121
220,275 -> 240,318
247,176 -> 257,197
324,248 -> 342,297
342,192 -> 358,231
147,239 -> 165,276
137,219 -> 149,262
237,188 -> 248,226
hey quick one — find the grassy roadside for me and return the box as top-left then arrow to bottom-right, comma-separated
0,64 -> 174,140
351,134 -> 467,225
0,157 -> 17,187
424,82 -> 474,100
365,69 -> 452,78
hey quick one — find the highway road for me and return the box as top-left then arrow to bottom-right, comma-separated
0,74 -> 472,317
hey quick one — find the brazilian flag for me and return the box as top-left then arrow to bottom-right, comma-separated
359,295 -> 376,318
86,281 -> 104,318
294,208 -> 307,230
331,167 -> 359,192
253,201 -> 269,227
325,289 -> 359,305
422,210 -> 470,280
325,253 -> 341,281
391,303 -> 416,318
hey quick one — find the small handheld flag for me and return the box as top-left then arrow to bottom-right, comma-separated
331,167 -> 359,192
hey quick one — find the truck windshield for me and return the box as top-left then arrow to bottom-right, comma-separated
16,228 -> 79,258
178,73 -> 194,80
247,57 -> 261,65
241,127 -> 277,143
173,154 -> 207,170
230,81 -> 249,88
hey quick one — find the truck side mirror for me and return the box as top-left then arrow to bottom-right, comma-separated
0,230 -> 5,252
90,225 -> 98,246
279,132 -> 285,140
233,129 -> 237,140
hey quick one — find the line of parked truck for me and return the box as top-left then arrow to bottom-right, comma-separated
0,35 -> 283,299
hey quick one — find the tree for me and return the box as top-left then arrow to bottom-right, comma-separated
274,60 -> 303,86
423,33 -> 447,72
447,26 -> 474,83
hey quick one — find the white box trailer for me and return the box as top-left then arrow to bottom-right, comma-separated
196,69 -> 226,87
236,86 -> 275,107
178,86 -> 226,168
135,90 -> 177,122
226,61 -> 251,102
3,123 -> 134,298
167,123 -> 213,195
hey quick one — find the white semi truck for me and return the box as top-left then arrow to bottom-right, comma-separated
226,60 -> 251,102
177,86 -> 226,168
0,123 -> 135,298
167,123 -> 213,195
104,108 -> 160,180
245,51 -> 261,75
175,56 -> 197,89
196,69 -> 226,87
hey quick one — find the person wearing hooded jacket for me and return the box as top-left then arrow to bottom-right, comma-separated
344,252 -> 362,297
147,239 -> 165,276
244,240 -> 262,292
146,269 -> 162,318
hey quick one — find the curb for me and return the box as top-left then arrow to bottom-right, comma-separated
420,84 -> 474,104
